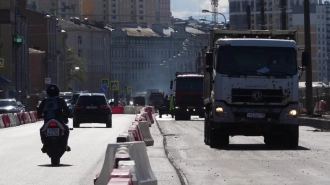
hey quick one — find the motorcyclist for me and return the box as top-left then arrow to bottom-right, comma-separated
37,84 -> 71,153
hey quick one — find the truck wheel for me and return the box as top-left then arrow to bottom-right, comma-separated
210,129 -> 229,148
285,125 -> 299,148
264,135 -> 278,146
175,114 -> 181,120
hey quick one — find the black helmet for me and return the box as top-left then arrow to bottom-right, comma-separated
46,84 -> 60,97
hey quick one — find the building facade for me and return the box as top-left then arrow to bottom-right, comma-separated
58,20 -> 112,93
229,0 -> 319,30
19,0 -> 59,88
0,0 -> 30,100
110,22 -> 207,95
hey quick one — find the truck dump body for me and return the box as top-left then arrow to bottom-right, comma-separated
203,29 -> 299,148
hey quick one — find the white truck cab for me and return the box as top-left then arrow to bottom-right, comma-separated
203,30 -> 300,148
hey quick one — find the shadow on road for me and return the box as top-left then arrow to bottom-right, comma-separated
38,164 -> 73,167
214,144 -> 310,151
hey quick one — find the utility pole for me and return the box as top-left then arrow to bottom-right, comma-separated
304,0 -> 313,115
246,5 -> 251,30
260,0 -> 265,30
281,0 -> 287,30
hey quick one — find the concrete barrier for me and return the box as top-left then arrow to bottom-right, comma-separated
137,121 -> 154,146
124,106 -> 136,114
95,141 -> 157,185
298,116 -> 330,130
0,115 -> 4,128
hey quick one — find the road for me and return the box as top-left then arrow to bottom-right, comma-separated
155,115 -> 330,185
0,115 -> 135,185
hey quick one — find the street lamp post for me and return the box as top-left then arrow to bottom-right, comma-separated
202,9 -> 227,26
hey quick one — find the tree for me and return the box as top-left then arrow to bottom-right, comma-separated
66,48 -> 88,91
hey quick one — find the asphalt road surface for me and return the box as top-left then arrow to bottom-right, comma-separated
155,115 -> 330,185
0,115 -> 136,185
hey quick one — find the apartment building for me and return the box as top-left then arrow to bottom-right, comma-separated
27,0 -> 77,19
58,20 -> 112,93
229,0 -> 318,30
0,0 -> 30,100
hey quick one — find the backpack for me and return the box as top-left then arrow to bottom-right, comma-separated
43,97 -> 60,120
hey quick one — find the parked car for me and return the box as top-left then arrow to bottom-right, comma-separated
0,99 -> 20,114
72,93 -> 113,128
17,101 -> 25,112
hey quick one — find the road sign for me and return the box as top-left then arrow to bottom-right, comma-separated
45,78 -> 51,85
110,80 -> 119,91
101,78 -> 109,88
0,58 -> 4,68
100,86 -> 107,93
126,86 -> 132,92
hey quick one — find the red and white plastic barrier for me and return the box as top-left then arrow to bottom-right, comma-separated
0,111 -> 42,129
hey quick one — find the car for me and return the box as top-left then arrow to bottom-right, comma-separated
0,99 -> 21,114
72,93 -> 113,128
17,101 -> 25,112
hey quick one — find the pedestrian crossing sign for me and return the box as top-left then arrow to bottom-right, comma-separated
126,86 -> 132,92
110,80 -> 119,91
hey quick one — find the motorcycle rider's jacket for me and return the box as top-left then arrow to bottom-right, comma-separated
37,97 -> 70,124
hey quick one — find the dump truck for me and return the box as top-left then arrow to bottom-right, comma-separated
203,29 -> 304,148
171,72 -> 204,120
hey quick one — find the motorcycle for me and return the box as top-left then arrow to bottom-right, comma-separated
41,119 -> 67,166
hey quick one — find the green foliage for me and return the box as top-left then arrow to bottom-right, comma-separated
66,48 -> 88,86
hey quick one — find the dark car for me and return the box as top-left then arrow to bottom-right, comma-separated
72,93 -> 113,128
0,99 -> 20,114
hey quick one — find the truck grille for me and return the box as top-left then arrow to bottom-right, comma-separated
231,89 -> 284,103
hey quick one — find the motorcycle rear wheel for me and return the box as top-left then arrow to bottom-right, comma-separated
51,157 -> 60,166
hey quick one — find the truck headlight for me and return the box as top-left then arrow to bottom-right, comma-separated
289,109 -> 297,116
175,106 -> 179,109
203,107 -> 206,110
215,107 -> 225,116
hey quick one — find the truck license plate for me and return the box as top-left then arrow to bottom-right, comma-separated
86,106 -> 97,109
47,128 -> 60,136
247,113 -> 265,118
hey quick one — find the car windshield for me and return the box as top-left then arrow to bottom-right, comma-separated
77,96 -> 107,106
216,46 -> 297,76
0,101 -> 17,107
176,77 -> 203,91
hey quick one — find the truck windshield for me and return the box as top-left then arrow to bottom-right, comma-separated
176,77 -> 203,90
216,46 -> 297,76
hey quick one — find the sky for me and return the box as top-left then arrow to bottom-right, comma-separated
171,0 -> 229,22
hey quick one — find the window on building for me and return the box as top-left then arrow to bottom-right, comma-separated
139,4 -> 143,8
113,16 -> 116,19
113,10 -> 116,13
139,16 -> 143,20
139,10 -> 143,14
78,49 -> 82,57
112,4 -> 116,7
78,36 -> 82,44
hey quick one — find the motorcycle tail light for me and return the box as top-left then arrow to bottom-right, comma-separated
49,122 -> 57,127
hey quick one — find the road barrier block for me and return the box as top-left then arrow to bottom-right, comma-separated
138,121 -> 154,146
128,125 -> 142,141
0,115 -> 4,128
2,114 -> 10,128
112,107 -> 125,114
124,106 -> 136,114
95,142 -> 157,185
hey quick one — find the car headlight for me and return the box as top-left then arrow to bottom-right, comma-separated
215,107 -> 225,116
175,106 -> 179,109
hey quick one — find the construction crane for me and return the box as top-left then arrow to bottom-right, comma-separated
211,0 -> 219,24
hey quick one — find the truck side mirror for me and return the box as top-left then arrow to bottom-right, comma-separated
302,51 -> 309,67
170,80 -> 173,90
206,52 -> 213,66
